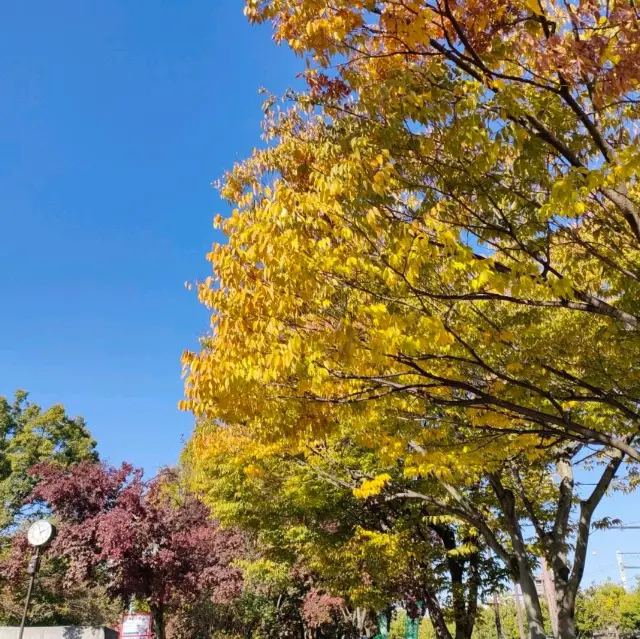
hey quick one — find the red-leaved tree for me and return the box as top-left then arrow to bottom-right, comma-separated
6,462 -> 244,639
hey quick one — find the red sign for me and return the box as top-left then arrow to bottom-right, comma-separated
120,613 -> 153,639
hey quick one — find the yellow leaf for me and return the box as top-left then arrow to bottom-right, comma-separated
524,0 -> 543,15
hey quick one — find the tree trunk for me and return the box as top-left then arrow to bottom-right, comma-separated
489,475 -> 547,639
456,549 -> 480,639
550,453 -> 624,639
553,576 -> 578,639
151,603 -> 165,639
423,585 -> 453,639
429,525 -> 479,639
556,603 -> 577,639
493,593 -> 505,639
518,569 -> 547,639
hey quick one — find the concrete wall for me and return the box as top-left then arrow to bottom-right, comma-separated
0,627 -> 118,639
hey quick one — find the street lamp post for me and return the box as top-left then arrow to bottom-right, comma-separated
17,520 -> 57,639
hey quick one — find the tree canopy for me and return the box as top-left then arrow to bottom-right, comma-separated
181,2 -> 640,639
7,462 -> 244,639
184,428 -> 504,639
0,390 -> 97,533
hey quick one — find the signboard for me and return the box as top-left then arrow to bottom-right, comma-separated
373,613 -> 389,639
120,613 -> 153,639
405,616 -> 419,639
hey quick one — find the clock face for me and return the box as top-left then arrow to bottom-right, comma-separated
27,520 -> 54,547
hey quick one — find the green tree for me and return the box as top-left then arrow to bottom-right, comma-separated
0,390 -> 97,533
184,429 -> 505,639
620,587 -> 640,632
390,610 -> 410,639
0,390 -> 108,627
474,600 -> 551,639
573,581 -> 640,634
575,581 -> 625,635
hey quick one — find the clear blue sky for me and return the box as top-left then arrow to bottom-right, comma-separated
0,1 -> 298,474
0,0 -> 638,588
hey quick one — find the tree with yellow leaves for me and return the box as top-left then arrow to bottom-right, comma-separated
183,427 -> 503,639
182,2 -> 640,639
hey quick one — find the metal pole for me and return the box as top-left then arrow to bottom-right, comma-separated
617,551 -> 628,592
17,546 -> 40,639
514,583 -> 526,639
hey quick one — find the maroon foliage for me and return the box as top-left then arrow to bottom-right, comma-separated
18,461 -> 244,636
302,588 -> 345,630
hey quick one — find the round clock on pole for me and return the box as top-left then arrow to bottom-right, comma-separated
18,520 -> 57,639
26,520 -> 56,547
